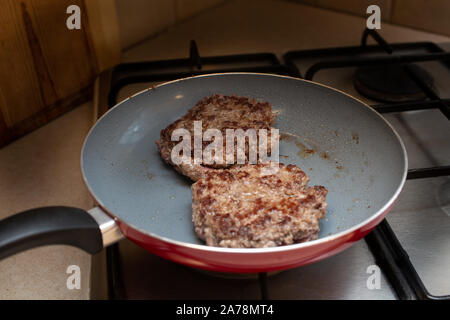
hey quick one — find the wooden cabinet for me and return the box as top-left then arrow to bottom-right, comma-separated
0,0 -> 121,148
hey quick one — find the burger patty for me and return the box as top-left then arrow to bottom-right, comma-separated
191,162 -> 328,248
156,94 -> 277,181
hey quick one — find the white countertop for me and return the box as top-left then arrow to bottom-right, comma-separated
0,103 -> 94,299
0,0 -> 448,299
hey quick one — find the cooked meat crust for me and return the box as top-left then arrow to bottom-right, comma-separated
191,162 -> 328,248
156,94 -> 277,181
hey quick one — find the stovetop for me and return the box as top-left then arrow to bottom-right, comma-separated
95,30 -> 450,300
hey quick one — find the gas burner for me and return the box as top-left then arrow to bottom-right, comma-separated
354,64 -> 434,103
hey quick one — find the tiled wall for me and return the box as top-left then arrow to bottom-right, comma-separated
115,0 -> 226,50
390,0 -> 450,37
288,0 -> 450,36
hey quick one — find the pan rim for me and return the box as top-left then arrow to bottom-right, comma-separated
81,72 -> 408,254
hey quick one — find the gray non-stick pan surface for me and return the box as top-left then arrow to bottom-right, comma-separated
83,73 -> 407,246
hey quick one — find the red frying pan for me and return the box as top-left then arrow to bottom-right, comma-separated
0,73 -> 407,272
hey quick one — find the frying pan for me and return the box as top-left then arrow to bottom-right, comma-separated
0,73 -> 407,273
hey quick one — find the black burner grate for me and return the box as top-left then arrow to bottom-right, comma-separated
284,29 -> 450,300
101,32 -> 450,300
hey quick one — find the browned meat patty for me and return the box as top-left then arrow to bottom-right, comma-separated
156,94 -> 277,181
191,162 -> 328,248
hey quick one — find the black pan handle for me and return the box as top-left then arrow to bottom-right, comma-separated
0,206 -> 104,260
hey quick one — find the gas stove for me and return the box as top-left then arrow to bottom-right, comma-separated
94,29 -> 450,300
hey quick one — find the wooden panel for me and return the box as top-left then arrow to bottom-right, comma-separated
0,1 -> 45,127
25,1 -> 96,101
0,0 -> 121,148
85,0 -> 121,71
391,0 -> 450,37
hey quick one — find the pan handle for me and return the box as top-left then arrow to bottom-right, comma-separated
0,206 -> 123,260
